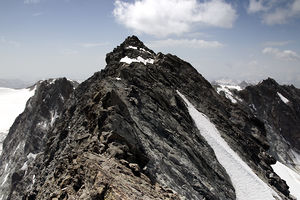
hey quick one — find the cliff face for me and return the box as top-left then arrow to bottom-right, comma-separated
0,36 -> 293,200
0,78 -> 77,200
238,78 -> 300,172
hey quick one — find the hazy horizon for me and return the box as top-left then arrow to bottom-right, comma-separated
1,0 -> 300,87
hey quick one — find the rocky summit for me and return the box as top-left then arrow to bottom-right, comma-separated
0,36 -> 298,200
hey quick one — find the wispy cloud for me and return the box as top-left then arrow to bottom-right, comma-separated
32,12 -> 43,17
262,47 -> 300,61
24,0 -> 41,4
263,40 -> 292,46
147,38 -> 223,48
80,42 -> 109,48
59,49 -> 78,55
113,0 -> 237,37
0,36 -> 20,48
247,0 -> 300,25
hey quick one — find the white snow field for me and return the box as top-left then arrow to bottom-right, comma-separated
0,87 -> 35,154
272,161 -> 300,199
177,91 -> 280,200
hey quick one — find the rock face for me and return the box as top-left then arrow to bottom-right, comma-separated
0,36 -> 293,199
0,78 -> 77,200
238,78 -> 300,172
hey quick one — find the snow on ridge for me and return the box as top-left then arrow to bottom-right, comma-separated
216,85 -> 242,104
126,45 -> 138,50
272,161 -> 300,199
125,45 -> 152,54
177,91 -> 280,200
120,56 -> 154,65
277,92 -> 289,104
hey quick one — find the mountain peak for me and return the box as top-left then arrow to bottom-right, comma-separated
122,35 -> 145,48
260,77 -> 279,87
105,35 -> 155,66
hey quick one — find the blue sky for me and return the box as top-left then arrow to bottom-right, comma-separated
1,0 -> 300,86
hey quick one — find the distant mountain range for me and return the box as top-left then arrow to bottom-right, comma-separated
0,79 -> 35,89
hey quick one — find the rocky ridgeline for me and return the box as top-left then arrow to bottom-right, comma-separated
0,36 -> 294,199
0,78 -> 77,200
238,78 -> 300,173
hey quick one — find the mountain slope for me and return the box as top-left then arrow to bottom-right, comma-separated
237,78 -> 300,199
0,78 -> 77,200
1,36 -> 292,199
238,78 -> 300,171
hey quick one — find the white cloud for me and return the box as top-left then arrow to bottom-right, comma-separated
32,12 -> 43,17
0,36 -> 20,48
248,0 -> 300,25
248,0 -> 269,13
24,0 -> 41,4
262,47 -> 300,61
263,40 -> 291,46
80,42 -> 109,48
113,0 -> 237,37
147,38 -> 223,48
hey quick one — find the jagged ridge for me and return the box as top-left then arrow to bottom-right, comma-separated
0,36 -> 294,200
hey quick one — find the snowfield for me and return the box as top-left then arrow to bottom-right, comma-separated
177,91 -> 280,200
272,161 -> 300,199
0,87 -> 35,154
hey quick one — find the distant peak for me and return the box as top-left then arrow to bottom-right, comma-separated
261,77 -> 279,87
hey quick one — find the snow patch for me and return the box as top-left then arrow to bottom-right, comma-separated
272,161 -> 300,199
126,45 -> 137,50
116,77 -> 122,81
140,48 -> 152,54
27,153 -> 38,160
32,174 -> 36,186
277,92 -> 289,104
50,110 -> 58,127
216,85 -> 242,104
120,56 -> 154,65
21,161 -> 28,171
37,121 -> 48,130
177,91 -> 280,200
48,79 -> 56,84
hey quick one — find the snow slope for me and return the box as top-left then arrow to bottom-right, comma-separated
277,92 -> 290,104
272,161 -> 300,199
177,91 -> 280,200
0,87 -> 35,154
